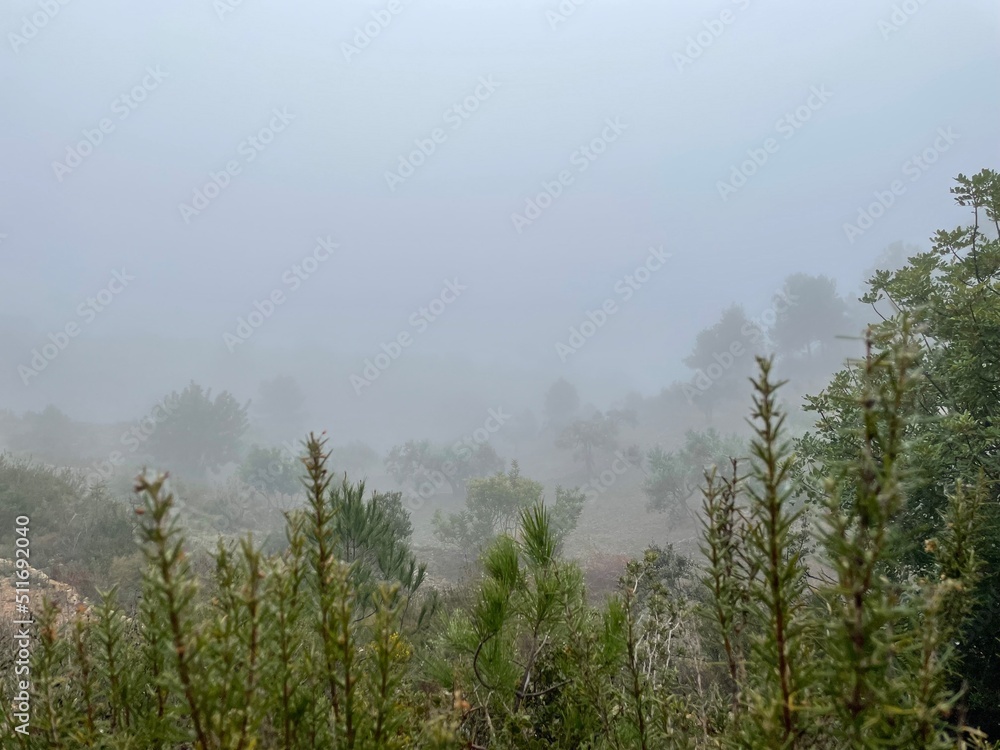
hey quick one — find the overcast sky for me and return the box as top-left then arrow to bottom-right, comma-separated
2,0 -> 998,439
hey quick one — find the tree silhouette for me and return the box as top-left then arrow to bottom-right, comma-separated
771,273 -> 850,359
556,409 -> 636,471
146,381 -> 250,478
683,304 -> 760,419
544,377 -> 580,430
385,438 -> 503,499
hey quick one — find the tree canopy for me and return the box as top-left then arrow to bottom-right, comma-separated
798,168 -> 1000,731
146,381 -> 250,478
433,461 -> 586,552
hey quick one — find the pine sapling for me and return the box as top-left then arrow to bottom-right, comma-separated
135,473 -> 212,750
815,323 -> 919,745
743,357 -> 810,749
699,458 -> 752,715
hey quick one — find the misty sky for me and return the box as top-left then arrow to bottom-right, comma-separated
2,0 -> 999,442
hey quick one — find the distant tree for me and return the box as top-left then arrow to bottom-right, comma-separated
146,381 -> 250,477
644,429 -> 746,522
555,409 -> 637,471
385,439 -> 438,488
9,405 -> 85,466
683,304 -> 760,419
255,375 -> 306,441
433,461 -> 585,551
385,438 -> 503,498
544,378 -> 580,430
770,273 -> 851,360
330,440 -> 381,477
861,240 -> 916,281
238,445 -> 300,496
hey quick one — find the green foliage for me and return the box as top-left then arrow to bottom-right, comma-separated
436,503 -> 584,747
548,485 -> 587,543
2,341 -> 997,748
699,458 -> 753,712
739,358 -> 811,749
432,462 -> 584,552
238,444 -> 301,496
812,325 -> 918,746
1,434 -> 457,749
695,345 -> 989,748
322,478 -> 428,625
555,409 -> 636,471
0,455 -> 136,598
385,438 -> 503,498
644,428 -> 746,522
145,381 -> 250,478
431,507 -> 702,749
4,170 -> 999,750
684,303 -> 760,418
799,168 -> 1000,733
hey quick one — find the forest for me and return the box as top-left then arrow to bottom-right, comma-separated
0,169 -> 998,748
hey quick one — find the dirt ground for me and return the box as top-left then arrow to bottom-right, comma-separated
0,558 -> 88,626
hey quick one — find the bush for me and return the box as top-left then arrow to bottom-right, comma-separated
432,462 -> 585,553
0,435 -> 458,749
0,455 -> 137,598
238,444 -> 301,496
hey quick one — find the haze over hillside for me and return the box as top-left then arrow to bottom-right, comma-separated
4,2 -> 1000,747
2,0 -> 998,442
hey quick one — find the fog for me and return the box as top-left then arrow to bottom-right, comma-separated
5,5 -> 1000,741
2,0 -> 998,446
